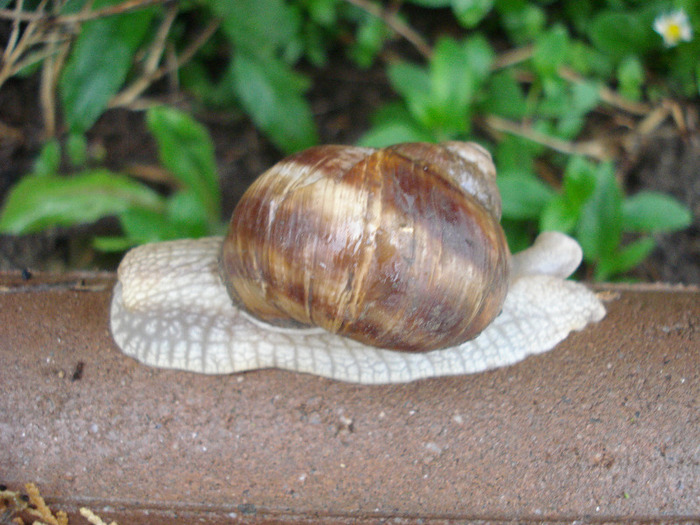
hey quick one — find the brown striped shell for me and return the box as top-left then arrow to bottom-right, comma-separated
219,142 -> 510,352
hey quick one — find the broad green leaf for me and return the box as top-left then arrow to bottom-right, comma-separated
165,190 -> 222,237
618,56 -> 644,101
533,24 -> 569,78
359,103 -> 435,147
358,121 -> 435,148
571,80 -> 601,114
405,0 -> 451,6
495,0 -> 545,44
576,162 -> 622,261
595,237 -> 656,281
306,0 -> 339,26
93,236 -> 140,252
429,36 -> 493,134
349,15 -> 389,68
566,41 -> 613,78
66,133 -> 88,167
495,136 -> 539,174
540,196 -> 578,233
212,0 -> 301,57
561,156 -> 597,211
59,0 -> 154,133
33,140 -> 61,177
498,172 -> 555,220
118,207 -> 175,244
501,217 -> 534,254
621,192 -> 692,233
232,53 -> 318,153
0,170 -> 164,234
452,0 -> 494,28
482,70 -> 527,119
588,11 -> 656,59
388,62 -> 432,128
537,77 -> 570,117
146,106 -> 221,222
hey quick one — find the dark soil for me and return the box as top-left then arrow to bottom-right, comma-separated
0,62 -> 698,283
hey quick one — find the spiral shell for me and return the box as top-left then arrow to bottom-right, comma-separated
219,142 -> 510,352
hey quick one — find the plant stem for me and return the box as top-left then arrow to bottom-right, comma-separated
343,0 -> 433,59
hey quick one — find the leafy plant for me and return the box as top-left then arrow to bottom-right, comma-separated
0,106 -> 223,251
0,0 -> 696,279
356,0 -> 696,279
540,157 -> 691,280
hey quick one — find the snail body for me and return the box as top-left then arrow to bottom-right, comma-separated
109,142 -> 606,384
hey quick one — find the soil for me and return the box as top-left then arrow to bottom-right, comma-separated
0,59 -> 698,283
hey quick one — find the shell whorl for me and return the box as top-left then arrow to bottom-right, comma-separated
219,142 -> 510,352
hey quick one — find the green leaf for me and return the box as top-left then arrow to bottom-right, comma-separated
566,41 -> 613,78
405,0 -> 451,6
118,207 -> 175,244
561,156 -> 597,211
533,24 -> 569,78
349,15 -> 389,68
231,53 -> 318,153
165,190 -> 220,238
618,56 -> 644,101
358,103 -> 435,147
498,172 -> 555,220
588,11 -> 656,60
540,195 -> 578,233
482,70 -> 527,119
387,62 -> 432,128
495,0 -> 545,44
212,0 -> 301,57
571,80 -> 601,114
452,0 -> 494,28
387,36 -> 493,137
501,217 -> 535,254
621,191 -> 692,233
33,140 -> 61,177
93,235 -> 139,252
431,36 -> 493,134
59,0 -> 154,133
66,133 -> 88,167
146,106 -> 221,222
541,154 -> 599,233
0,170 -> 164,234
495,136 -> 539,174
595,237 -> 656,281
576,162 -> 622,261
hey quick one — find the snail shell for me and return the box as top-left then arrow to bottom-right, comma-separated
219,142 -> 510,352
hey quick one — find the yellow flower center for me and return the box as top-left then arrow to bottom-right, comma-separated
666,23 -> 682,42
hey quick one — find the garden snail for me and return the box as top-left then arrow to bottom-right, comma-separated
110,141 -> 605,384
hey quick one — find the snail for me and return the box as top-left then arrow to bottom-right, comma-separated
109,141 -> 605,384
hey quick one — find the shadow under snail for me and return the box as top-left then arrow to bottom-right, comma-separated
110,141 -> 606,384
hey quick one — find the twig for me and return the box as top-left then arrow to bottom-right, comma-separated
3,0 -> 25,63
558,67 -> 652,116
0,0 -> 164,23
492,45 -> 533,70
343,0 -> 433,59
143,2 -> 178,76
482,114 -> 611,161
109,17 -> 220,108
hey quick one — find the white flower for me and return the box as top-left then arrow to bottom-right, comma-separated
653,9 -> 693,47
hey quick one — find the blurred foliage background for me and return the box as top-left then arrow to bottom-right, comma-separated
0,0 -> 696,280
